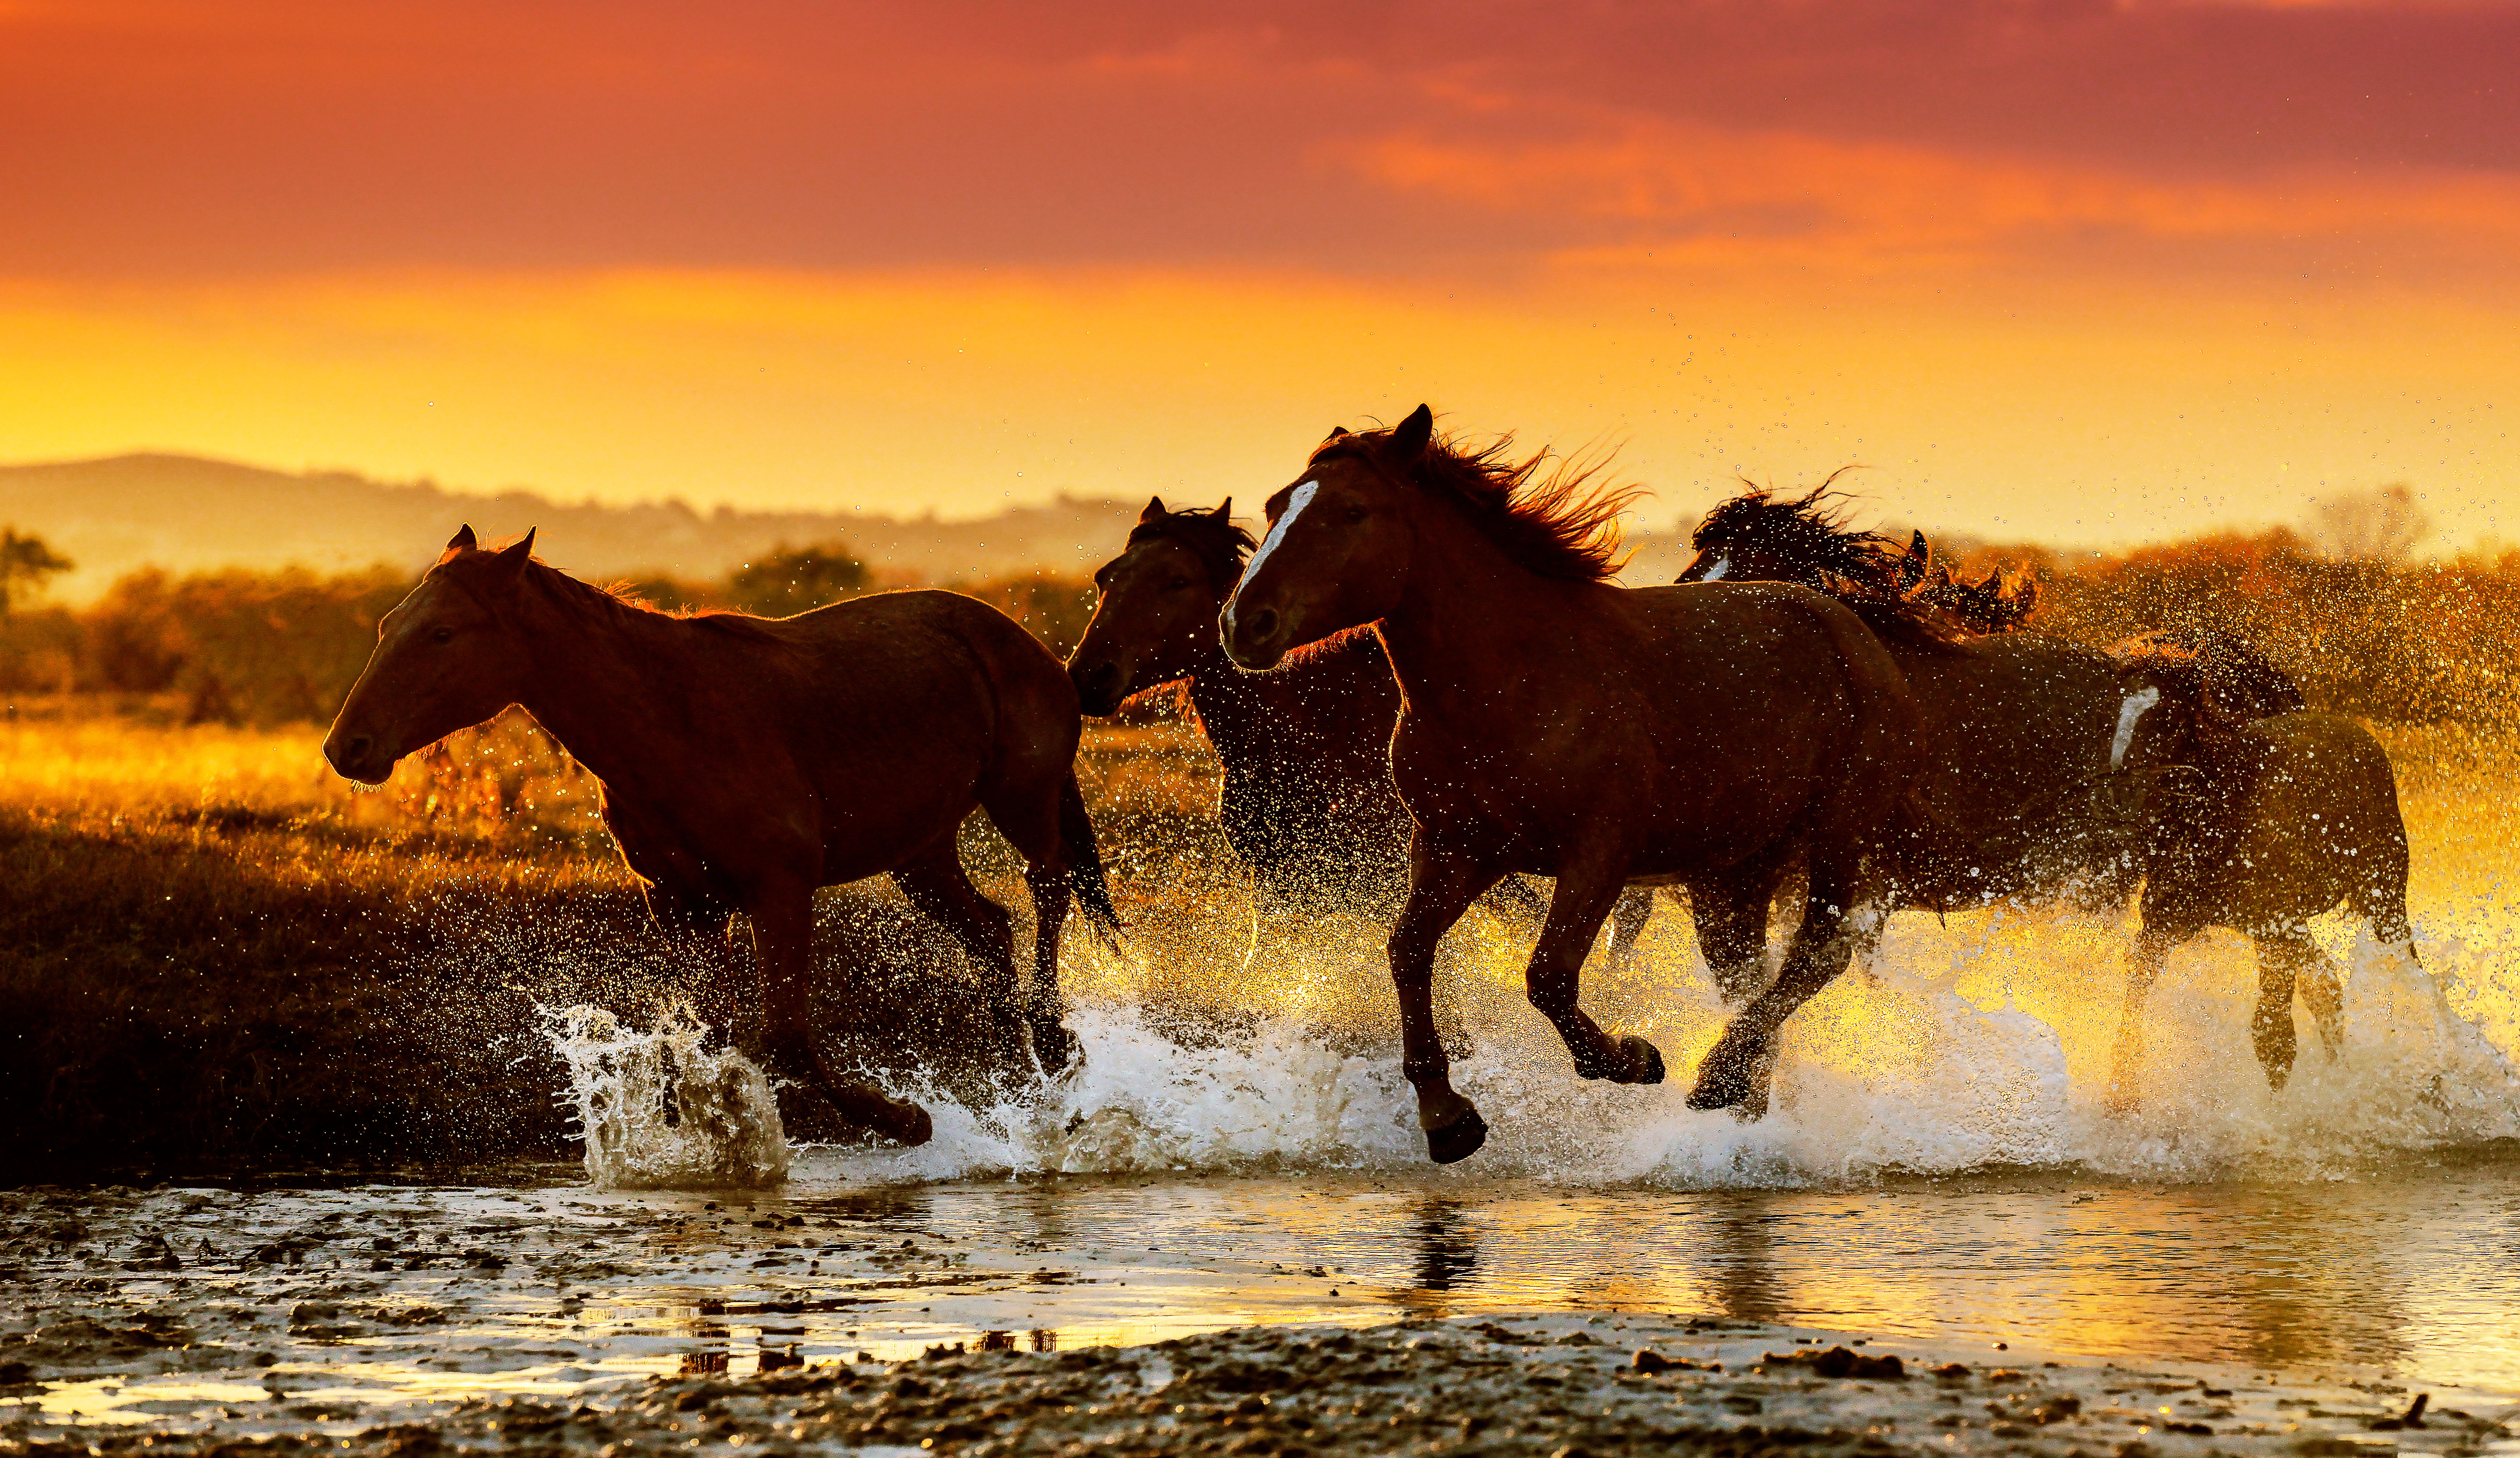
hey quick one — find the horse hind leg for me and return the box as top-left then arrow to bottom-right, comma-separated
2250,927 -> 2318,1093
1527,865 -> 1663,1086
889,842 -> 1029,1071
1687,868 -> 1873,1116
977,772 -> 1095,1076
1604,885 -> 1656,965
1688,873 -> 1777,1005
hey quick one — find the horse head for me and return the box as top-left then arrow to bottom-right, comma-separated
1067,496 -> 1253,715
322,525 -> 540,784
1221,406 -> 1433,671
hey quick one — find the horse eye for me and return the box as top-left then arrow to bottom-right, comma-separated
1166,578 -> 1191,591
1345,505 -> 1368,523
431,626 -> 454,644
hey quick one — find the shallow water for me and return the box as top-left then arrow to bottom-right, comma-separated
9,1159 -> 2520,1439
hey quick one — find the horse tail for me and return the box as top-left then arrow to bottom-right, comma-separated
1059,771 -> 1125,945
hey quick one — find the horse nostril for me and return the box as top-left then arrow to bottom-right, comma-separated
1244,607 -> 1280,643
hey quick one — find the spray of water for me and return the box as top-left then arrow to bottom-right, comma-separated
543,1004 -> 788,1189
540,886 -> 2520,1192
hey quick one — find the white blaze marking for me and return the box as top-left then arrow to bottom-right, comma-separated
2110,686 -> 2162,770
1225,480 -> 1318,633
1700,554 -> 1730,582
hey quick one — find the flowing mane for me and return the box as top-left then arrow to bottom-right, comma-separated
435,540 -> 781,642
1693,480 -> 1905,589
1687,482 -> 2041,639
1321,423 -> 1639,582
1128,501 -> 1256,589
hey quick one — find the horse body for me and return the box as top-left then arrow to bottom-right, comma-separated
1222,408 -> 1922,1162
2113,658 -> 2414,1095
324,529 -> 1117,1145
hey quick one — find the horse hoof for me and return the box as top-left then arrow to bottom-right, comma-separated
1423,1105 -> 1489,1165
1620,1036 -> 1666,1085
1686,1065 -> 1748,1111
878,1101 -> 935,1148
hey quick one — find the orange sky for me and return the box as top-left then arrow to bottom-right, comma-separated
3,0 -> 2515,548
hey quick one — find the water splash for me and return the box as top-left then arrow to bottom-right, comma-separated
543,1004 -> 788,1189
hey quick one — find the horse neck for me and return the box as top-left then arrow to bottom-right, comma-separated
1373,500 -> 1587,717
504,583 -> 694,787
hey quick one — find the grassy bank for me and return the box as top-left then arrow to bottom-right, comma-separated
0,705 -> 1233,1181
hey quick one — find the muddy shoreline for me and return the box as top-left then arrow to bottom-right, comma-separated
12,1311 -> 2515,1457
8,1172 -> 2520,1453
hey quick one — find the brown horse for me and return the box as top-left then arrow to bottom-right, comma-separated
1677,489 -> 2395,1102
323,528 -> 1119,1146
1066,496 -> 1645,941
2107,637 -> 2414,1101
1677,487 -> 2135,972
1068,497 -> 1419,911
1221,407 -> 1923,1162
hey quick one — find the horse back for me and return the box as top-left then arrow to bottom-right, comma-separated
1893,633 -> 2120,836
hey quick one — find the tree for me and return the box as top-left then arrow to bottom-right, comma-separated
0,528 -> 72,616
2306,484 -> 2430,564
725,542 -> 869,617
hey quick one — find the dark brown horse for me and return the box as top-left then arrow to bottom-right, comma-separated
1068,498 -> 1419,912
1677,487 -> 2135,974
1066,497 -> 1645,941
1676,488 -> 2399,1102
323,528 -> 1119,1145
1221,407 -> 1923,1161
2107,635 -> 2414,1102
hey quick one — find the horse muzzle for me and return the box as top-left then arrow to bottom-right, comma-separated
1220,601 -> 1289,671
1069,659 -> 1127,718
322,729 -> 397,785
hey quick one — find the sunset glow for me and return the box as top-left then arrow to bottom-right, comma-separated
5,0 -> 2514,545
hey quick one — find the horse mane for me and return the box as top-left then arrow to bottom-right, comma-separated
1688,481 -> 1970,646
1686,480 -> 2043,640
1128,501 -> 1257,592
438,544 -> 783,642
1326,422 -> 1639,581
2113,628 -> 2307,727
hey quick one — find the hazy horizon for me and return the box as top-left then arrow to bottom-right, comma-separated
4,2 -> 2513,553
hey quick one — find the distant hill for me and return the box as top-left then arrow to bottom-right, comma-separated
0,454 -> 1158,600
0,451 -> 1702,600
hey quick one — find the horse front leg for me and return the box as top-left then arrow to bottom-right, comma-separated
1388,841 -> 1504,1164
2106,927 -> 2176,1114
1686,870 -> 1877,1116
751,883 -> 935,1147
2250,925 -> 2328,1091
1530,864 -> 1665,1084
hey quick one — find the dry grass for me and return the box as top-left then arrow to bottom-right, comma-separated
0,701 -> 1242,1179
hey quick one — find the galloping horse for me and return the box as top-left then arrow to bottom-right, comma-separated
1221,408 -> 1923,1161
2108,635 -> 2414,1100
1066,496 -> 1647,942
324,528 -> 1120,1145
1677,487 -> 2406,1102
1068,498 -> 1419,912
1677,488 -> 2133,977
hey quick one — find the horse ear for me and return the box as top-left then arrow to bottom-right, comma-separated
1324,425 -> 1349,442
1389,405 -> 1434,458
488,529 -> 537,589
1215,497 -> 1232,521
447,524 -> 478,552
1141,495 -> 1168,523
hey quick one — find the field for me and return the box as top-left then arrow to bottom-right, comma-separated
4,688 -> 2516,1181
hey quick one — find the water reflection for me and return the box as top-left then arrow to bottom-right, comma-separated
1409,1199 -> 1480,1294
1702,1195 -> 1786,1324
